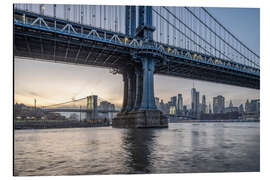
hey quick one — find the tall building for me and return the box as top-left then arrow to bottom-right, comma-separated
209,103 -> 212,114
196,91 -> 200,112
229,100 -> 233,108
213,95 -> 225,114
99,101 -> 115,111
170,96 -> 177,115
160,99 -> 165,113
177,93 -> 183,115
245,99 -> 260,114
201,95 -> 206,113
155,97 -> 160,110
191,88 -> 200,115
239,104 -> 244,113
183,105 -> 187,116
171,96 -> 177,106
245,100 -> 250,113
225,100 -> 238,113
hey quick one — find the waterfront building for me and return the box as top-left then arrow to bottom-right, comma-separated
171,96 -> 177,106
245,99 -> 260,114
169,105 -> 176,115
229,100 -> 233,108
183,105 -> 187,116
99,101 -> 115,111
177,93 -> 183,115
201,95 -> 206,113
155,97 -> 160,110
196,91 -> 200,114
225,107 -> 239,113
213,95 -> 225,114
209,103 -> 212,114
239,104 -> 244,113
191,88 -> 200,115
224,100 -> 239,113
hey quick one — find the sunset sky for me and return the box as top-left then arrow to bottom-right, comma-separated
14,7 -> 260,108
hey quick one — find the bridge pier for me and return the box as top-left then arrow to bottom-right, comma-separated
112,58 -> 168,128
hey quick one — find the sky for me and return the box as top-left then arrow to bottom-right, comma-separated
14,6 -> 260,108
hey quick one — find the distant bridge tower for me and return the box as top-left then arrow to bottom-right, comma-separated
86,95 -> 98,120
113,6 -> 168,128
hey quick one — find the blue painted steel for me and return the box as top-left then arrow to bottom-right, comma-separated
14,8 -> 260,90
126,70 -> 136,111
125,6 -> 130,35
140,57 -> 157,110
125,6 -> 136,36
130,6 -> 136,36
121,73 -> 128,112
133,68 -> 143,111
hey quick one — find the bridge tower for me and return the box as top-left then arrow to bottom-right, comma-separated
113,6 -> 168,128
86,95 -> 98,121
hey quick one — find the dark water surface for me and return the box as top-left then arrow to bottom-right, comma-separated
14,122 -> 260,176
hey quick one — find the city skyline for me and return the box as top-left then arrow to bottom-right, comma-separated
14,7 -> 259,108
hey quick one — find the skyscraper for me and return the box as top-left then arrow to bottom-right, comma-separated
191,88 -> 200,115
229,100 -> 233,108
213,95 -> 225,114
196,91 -> 200,113
155,97 -> 160,110
245,99 -> 260,114
171,96 -> 177,106
239,104 -> 244,114
170,96 -> 177,115
191,88 -> 196,114
202,95 -> 206,113
177,93 -> 183,115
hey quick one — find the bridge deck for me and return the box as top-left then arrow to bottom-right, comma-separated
14,9 -> 260,89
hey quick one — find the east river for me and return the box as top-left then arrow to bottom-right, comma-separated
14,122 -> 260,176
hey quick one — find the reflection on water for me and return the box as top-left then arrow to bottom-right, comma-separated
14,123 -> 260,176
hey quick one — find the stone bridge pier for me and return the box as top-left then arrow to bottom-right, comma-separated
112,57 -> 168,128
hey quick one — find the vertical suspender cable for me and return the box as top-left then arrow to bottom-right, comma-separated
119,6 -> 122,33
156,7 -> 158,41
178,7 -> 181,48
100,5 -> 102,28
115,6 -> 118,32
166,7 -> 169,45
160,7 -> 163,43
104,6 -> 106,29
173,7 -> 176,46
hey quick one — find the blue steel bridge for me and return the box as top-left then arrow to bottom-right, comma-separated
14,4 -> 260,128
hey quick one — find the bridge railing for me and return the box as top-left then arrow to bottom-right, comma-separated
14,4 -> 126,34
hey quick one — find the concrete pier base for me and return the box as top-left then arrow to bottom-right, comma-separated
112,110 -> 168,128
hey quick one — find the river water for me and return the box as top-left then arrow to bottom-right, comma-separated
14,122 -> 260,176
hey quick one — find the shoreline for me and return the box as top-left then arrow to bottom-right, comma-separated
170,119 -> 259,123
14,119 -> 259,130
14,120 -> 110,130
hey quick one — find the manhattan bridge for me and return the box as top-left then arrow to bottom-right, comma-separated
14,4 -> 260,128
